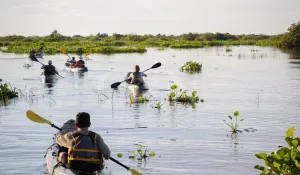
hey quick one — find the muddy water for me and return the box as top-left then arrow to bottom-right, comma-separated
0,46 -> 300,175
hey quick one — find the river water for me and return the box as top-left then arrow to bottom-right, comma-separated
0,46 -> 299,175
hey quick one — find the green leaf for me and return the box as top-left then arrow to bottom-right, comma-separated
149,152 -> 155,157
285,137 -> 293,147
240,118 -> 244,121
234,111 -> 240,117
170,84 -> 178,90
117,153 -> 123,158
255,153 -> 268,160
291,139 -> 298,148
254,165 -> 265,171
290,149 -> 296,161
192,91 -> 197,97
129,156 -> 135,159
273,161 -> 280,169
286,127 -> 294,138
228,115 -> 232,120
283,153 -> 290,162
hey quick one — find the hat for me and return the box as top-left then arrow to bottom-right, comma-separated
76,112 -> 90,128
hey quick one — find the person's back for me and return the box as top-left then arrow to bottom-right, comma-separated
72,57 -> 85,68
129,65 -> 147,85
56,112 -> 110,173
42,60 -> 56,76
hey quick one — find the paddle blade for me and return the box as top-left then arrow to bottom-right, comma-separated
26,110 -> 52,125
111,82 -> 122,89
85,50 -> 92,57
61,48 -> 67,54
151,62 -> 161,69
129,169 -> 143,175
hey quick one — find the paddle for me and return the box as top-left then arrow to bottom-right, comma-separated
110,62 -> 161,89
25,110 -> 143,175
61,48 -> 71,59
29,56 -> 64,78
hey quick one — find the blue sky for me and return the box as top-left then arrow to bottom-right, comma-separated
0,0 -> 299,36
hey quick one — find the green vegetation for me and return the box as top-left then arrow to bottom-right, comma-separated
117,144 -> 155,161
223,111 -> 243,133
180,61 -> 202,73
168,83 -> 201,104
0,21 -> 299,54
154,101 -> 163,110
0,79 -> 18,105
254,127 -> 300,175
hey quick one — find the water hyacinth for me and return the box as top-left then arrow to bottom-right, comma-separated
180,61 -> 202,74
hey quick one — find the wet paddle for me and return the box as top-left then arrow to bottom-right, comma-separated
110,62 -> 161,89
26,110 -> 143,175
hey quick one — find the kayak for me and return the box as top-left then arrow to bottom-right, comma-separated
65,62 -> 88,72
41,74 -> 58,83
35,52 -> 44,58
123,82 -> 149,92
46,120 -> 112,175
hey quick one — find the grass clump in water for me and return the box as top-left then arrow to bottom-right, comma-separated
223,111 -> 243,133
0,79 -> 18,105
180,61 -> 202,74
168,83 -> 202,104
254,127 -> 300,175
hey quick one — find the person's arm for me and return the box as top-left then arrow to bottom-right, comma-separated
96,134 -> 111,159
143,73 -> 147,77
56,132 -> 74,149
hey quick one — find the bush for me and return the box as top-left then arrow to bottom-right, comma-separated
254,127 -> 300,175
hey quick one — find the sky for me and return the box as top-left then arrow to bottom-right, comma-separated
0,0 -> 299,36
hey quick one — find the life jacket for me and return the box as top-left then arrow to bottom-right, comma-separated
131,72 -> 144,85
77,60 -> 85,68
43,65 -> 56,76
68,131 -> 102,172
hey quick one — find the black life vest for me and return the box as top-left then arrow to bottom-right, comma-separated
43,65 -> 56,76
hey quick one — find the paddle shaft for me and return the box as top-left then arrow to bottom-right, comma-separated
51,124 -> 62,131
109,157 -> 130,170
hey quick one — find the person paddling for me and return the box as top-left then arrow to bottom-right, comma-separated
72,56 -> 85,68
41,60 -> 58,76
128,65 -> 147,86
67,57 -> 76,66
56,112 -> 111,173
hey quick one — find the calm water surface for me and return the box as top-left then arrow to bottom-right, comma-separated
0,46 -> 300,175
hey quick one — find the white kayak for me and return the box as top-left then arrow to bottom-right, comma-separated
65,63 -> 88,72
46,135 -> 112,175
123,82 -> 149,92
41,74 -> 58,83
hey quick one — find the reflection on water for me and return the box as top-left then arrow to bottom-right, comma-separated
0,46 -> 300,175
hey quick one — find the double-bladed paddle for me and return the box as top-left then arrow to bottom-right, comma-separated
29,55 -> 64,78
110,62 -> 161,89
26,110 -> 142,175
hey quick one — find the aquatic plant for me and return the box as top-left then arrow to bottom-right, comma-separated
129,144 -> 155,160
168,83 -> 201,104
180,61 -> 202,73
154,101 -> 163,110
0,79 -> 18,105
225,46 -> 232,52
254,127 -> 300,175
223,111 -> 243,133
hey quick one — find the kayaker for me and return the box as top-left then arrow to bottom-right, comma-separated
56,112 -> 111,173
67,57 -> 76,64
71,56 -> 85,68
41,60 -> 57,76
128,65 -> 147,85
